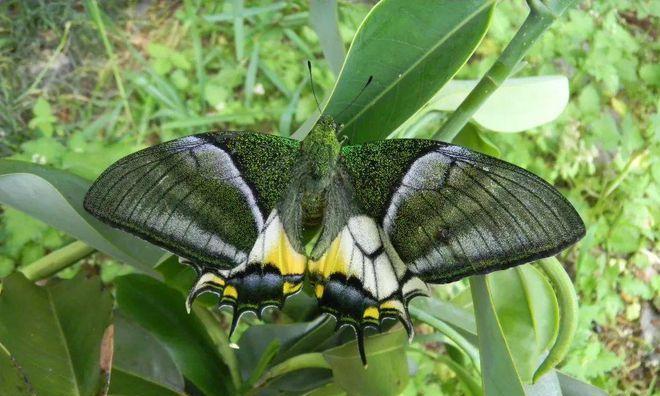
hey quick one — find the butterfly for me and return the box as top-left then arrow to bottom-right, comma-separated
84,115 -> 585,365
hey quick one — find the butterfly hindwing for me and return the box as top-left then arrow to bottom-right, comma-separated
341,139 -> 586,283
309,169 -> 429,364
84,132 -> 306,322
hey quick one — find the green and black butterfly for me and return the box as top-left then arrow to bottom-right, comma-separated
84,114 -> 585,365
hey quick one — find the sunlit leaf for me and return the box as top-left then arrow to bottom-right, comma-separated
0,160 -> 163,274
323,0 -> 496,143
426,76 -> 569,132
489,266 -> 559,383
310,0 -> 345,76
323,327 -> 409,396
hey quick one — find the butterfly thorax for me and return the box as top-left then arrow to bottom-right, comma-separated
299,115 -> 341,225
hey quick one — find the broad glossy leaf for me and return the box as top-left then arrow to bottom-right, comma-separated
524,371 -> 562,396
0,160 -> 163,274
115,274 -> 235,396
236,316 -> 336,376
0,343 -> 34,396
470,275 -> 526,396
108,369 -> 184,396
310,0 -> 345,76
427,76 -> 569,133
556,371 -> 607,396
322,327 -> 408,396
323,0 -> 495,143
237,319 -> 352,394
0,273 -> 112,396
489,266 -> 559,383
112,314 -> 184,393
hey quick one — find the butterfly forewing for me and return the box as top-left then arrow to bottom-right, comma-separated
84,132 -> 298,268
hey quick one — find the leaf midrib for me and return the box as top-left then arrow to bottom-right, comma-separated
46,288 -> 81,396
339,0 -> 495,131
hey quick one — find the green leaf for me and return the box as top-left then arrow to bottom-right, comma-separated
0,343 -> 35,395
0,273 -> 113,396
237,318 -> 339,394
322,327 -> 409,396
425,76 -> 569,133
409,305 -> 480,368
243,340 -> 281,389
0,160 -> 163,274
323,0 -> 495,143
304,382 -> 346,396
115,274 -> 235,396
556,371 -> 607,396
470,275 -> 526,396
112,314 -> 184,394
309,0 -> 345,76
108,369 -> 184,396
489,266 -> 559,383
236,316 -> 336,374
28,97 -> 57,137
524,371 -> 562,396
410,297 -> 477,339
453,123 -> 501,157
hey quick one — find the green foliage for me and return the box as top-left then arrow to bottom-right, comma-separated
0,273 -> 112,396
0,0 -> 655,395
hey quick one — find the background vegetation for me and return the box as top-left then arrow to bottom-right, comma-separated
0,0 -> 657,395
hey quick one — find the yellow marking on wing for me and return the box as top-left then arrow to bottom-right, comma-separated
315,284 -> 324,298
283,281 -> 302,295
223,285 -> 238,299
264,222 -> 306,276
363,306 -> 380,320
309,234 -> 348,280
206,274 -> 225,287
380,301 -> 397,311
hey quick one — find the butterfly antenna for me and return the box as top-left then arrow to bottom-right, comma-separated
307,60 -> 322,113
335,75 -> 374,123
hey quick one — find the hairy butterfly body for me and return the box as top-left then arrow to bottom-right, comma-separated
84,115 -> 585,365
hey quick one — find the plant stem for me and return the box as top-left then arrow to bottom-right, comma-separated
20,241 -> 95,281
255,352 -> 330,388
17,22 -> 72,102
409,305 -> 481,371
533,257 -> 578,382
433,0 -> 578,142
594,149 -> 647,212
